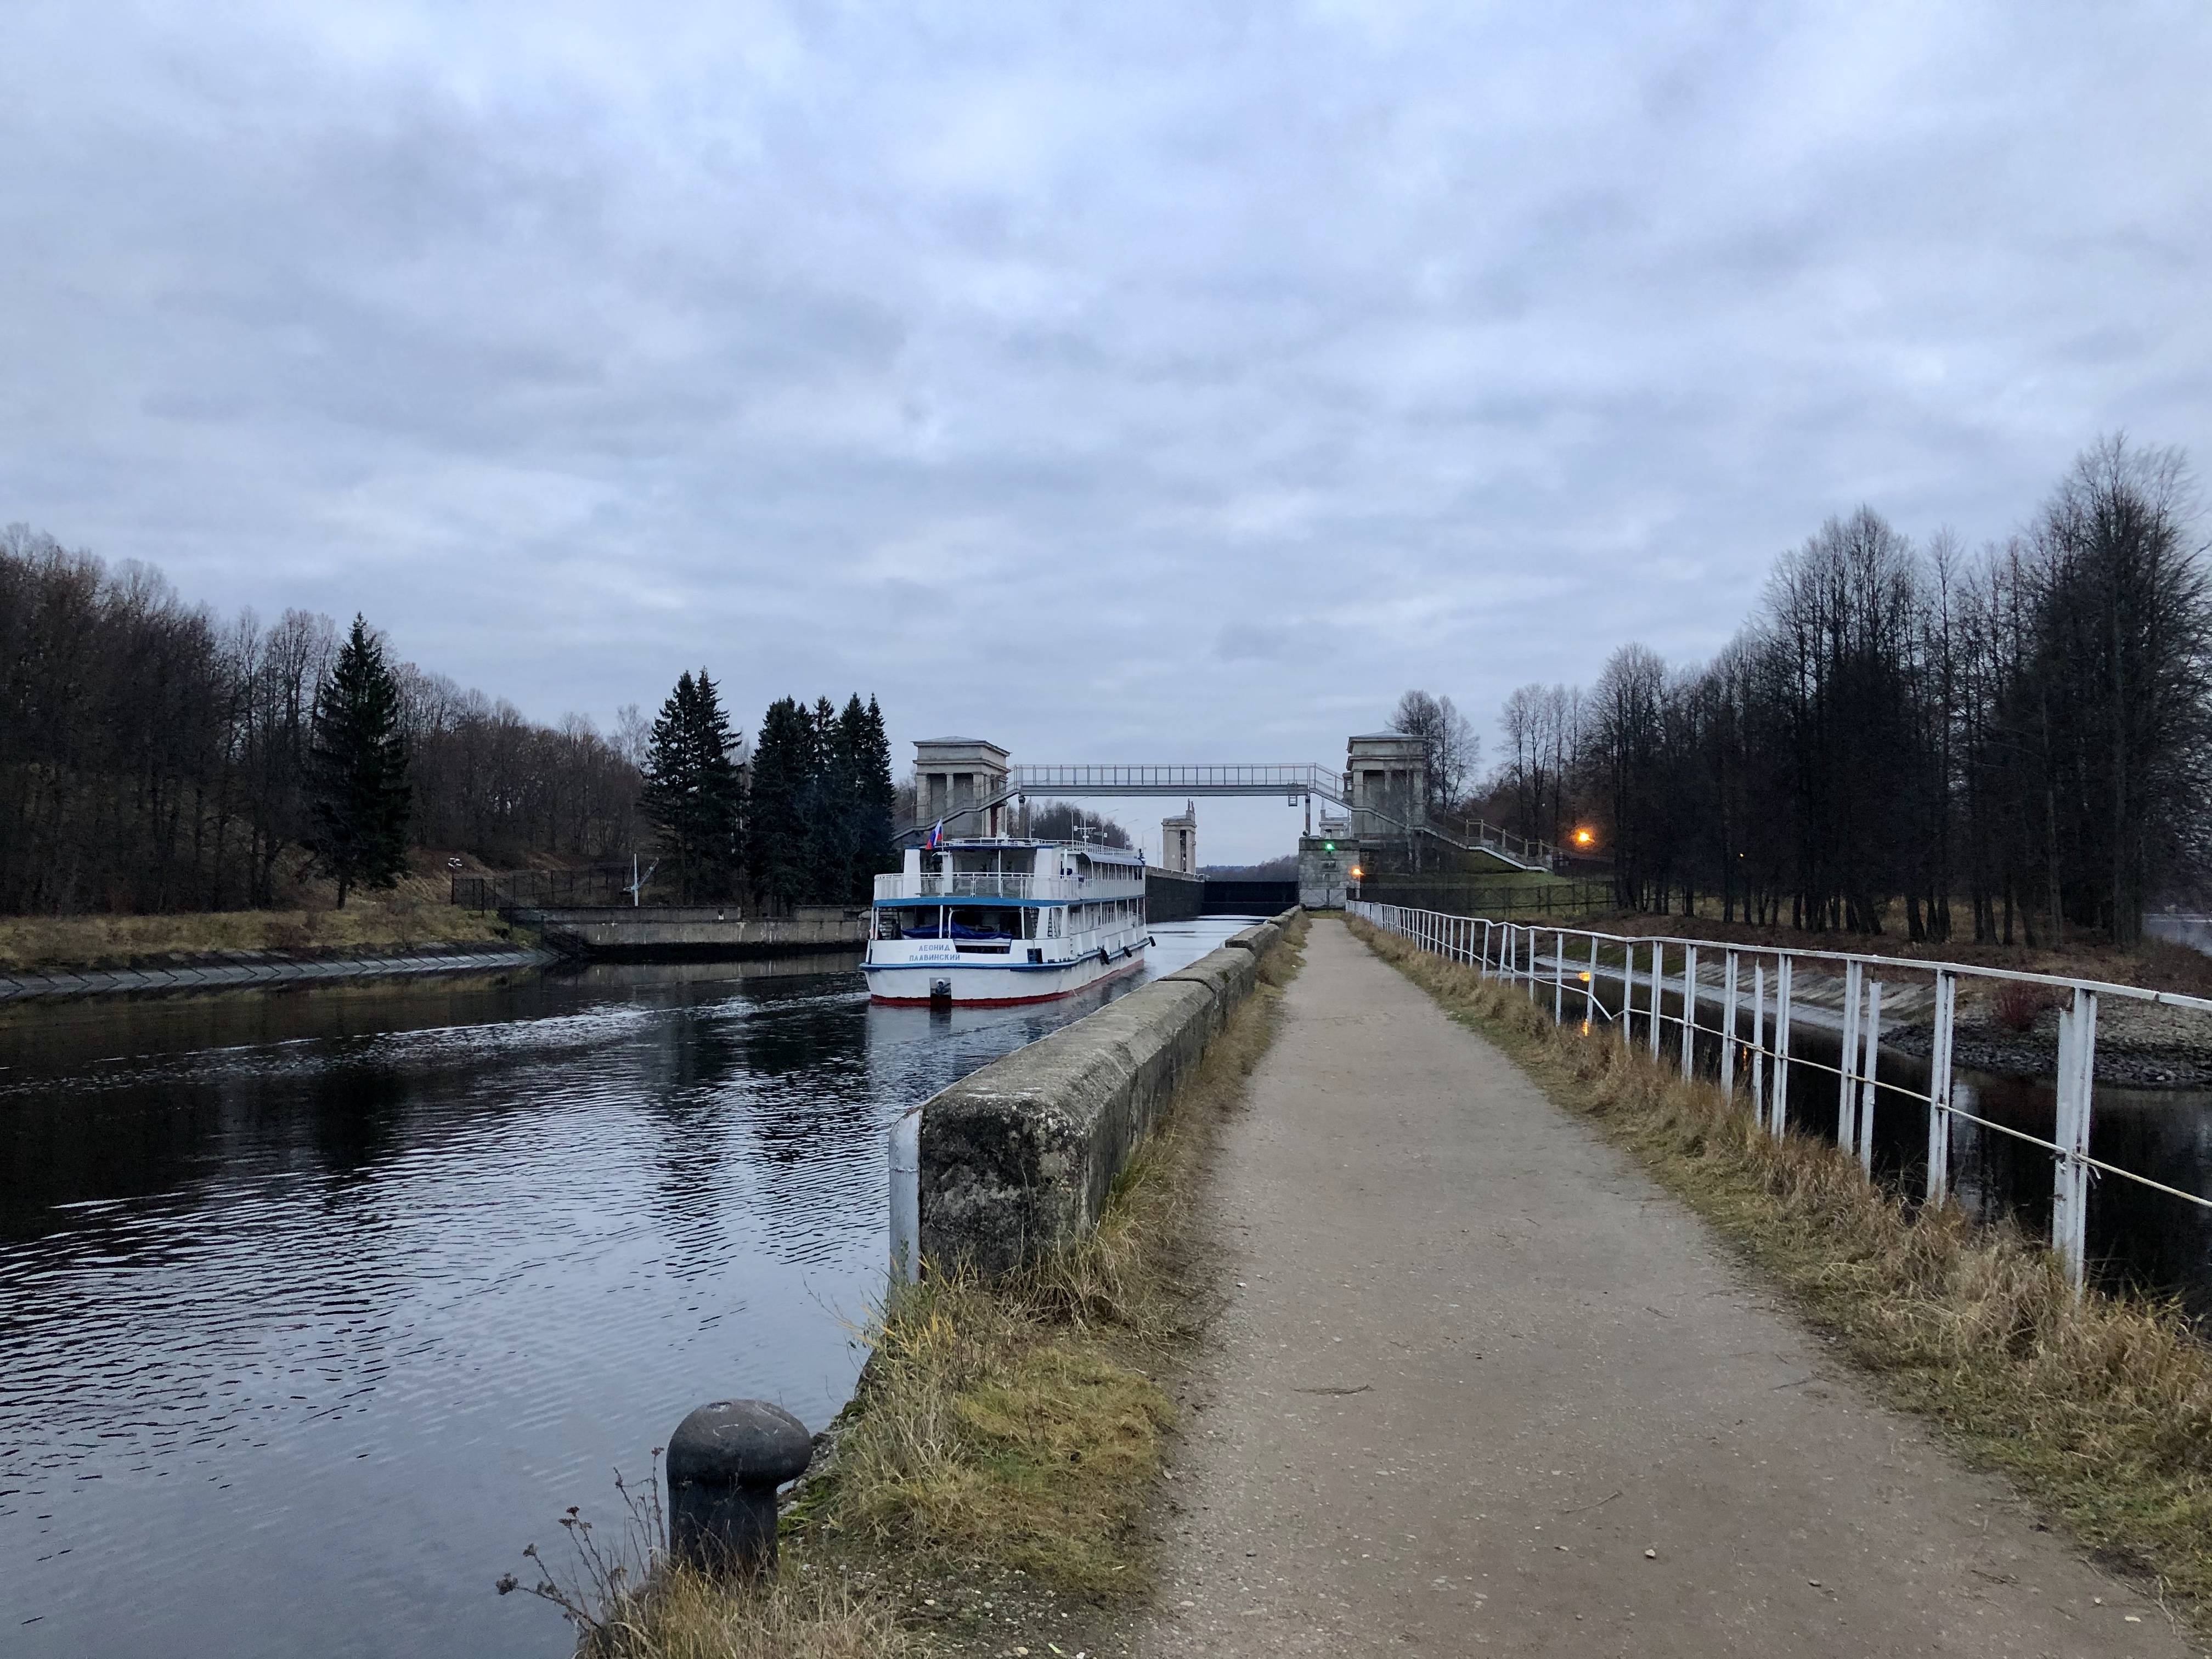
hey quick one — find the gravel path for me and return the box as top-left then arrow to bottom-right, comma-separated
1140,917 -> 2197,1658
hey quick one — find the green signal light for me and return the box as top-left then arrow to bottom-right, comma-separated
1323,841 -> 1335,852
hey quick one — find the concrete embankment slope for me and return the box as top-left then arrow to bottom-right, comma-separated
0,943 -> 550,1002
1143,917 -> 2188,1658
511,905 -> 866,958
919,916 -> 1290,1273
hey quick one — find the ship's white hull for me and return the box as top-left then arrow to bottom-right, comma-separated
865,943 -> 1148,1006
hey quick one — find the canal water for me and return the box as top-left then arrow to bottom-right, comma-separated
0,918 -> 1262,1659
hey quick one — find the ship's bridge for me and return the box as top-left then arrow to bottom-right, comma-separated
873,839 -> 1146,906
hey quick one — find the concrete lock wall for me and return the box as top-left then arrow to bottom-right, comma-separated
1145,868 -> 1205,921
916,908 -> 1299,1273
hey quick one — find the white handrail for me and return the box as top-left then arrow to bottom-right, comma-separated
1349,900 -> 2212,1295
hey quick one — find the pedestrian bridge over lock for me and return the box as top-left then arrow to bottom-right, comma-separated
900,736 -> 1571,882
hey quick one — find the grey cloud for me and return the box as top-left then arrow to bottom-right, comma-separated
3,1 -> 2209,859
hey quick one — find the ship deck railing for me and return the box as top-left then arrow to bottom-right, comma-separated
873,871 -> 1147,902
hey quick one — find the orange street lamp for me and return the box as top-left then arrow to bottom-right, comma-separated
1573,828 -> 1595,847
1349,865 -> 1364,880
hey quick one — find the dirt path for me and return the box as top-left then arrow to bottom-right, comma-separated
1141,917 -> 2197,1658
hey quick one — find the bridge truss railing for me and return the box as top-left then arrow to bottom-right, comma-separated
1349,901 -> 2212,1293
1008,763 -> 1348,804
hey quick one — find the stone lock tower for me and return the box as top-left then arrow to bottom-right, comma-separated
1160,801 -> 1197,874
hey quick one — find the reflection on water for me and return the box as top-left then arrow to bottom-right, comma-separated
0,921 -> 1260,1658
2147,912 -> 2212,957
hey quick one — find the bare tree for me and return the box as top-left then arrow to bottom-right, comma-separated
1390,689 -> 1479,810
1499,684 -> 1580,847
0,531 -> 646,915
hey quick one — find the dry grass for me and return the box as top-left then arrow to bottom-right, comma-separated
1348,913 -> 2212,1627
501,1465 -> 920,1659
0,872 -> 510,972
578,1568 -> 919,1659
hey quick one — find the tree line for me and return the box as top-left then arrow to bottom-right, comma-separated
637,670 -> 899,907
1463,437 -> 2211,945
0,527 -> 899,915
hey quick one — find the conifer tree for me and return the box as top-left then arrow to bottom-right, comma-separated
835,694 -> 898,899
306,614 -> 413,907
640,669 -> 742,901
746,696 -> 817,910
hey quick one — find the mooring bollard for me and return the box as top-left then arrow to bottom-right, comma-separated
665,1399 -> 812,1576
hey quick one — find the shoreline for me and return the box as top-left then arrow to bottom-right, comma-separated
522,916 -> 1313,1658
0,940 -> 558,1002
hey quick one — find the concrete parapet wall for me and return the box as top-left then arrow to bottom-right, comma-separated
917,907 -> 1299,1273
1226,919 -> 1283,956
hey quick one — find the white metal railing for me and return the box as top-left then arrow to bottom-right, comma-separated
872,870 -> 1146,902
1010,762 -> 1349,804
1349,901 -> 2212,1291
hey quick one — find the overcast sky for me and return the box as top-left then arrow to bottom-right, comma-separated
5,2 -> 2209,860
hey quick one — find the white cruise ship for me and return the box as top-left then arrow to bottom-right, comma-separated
865,838 -> 1150,1005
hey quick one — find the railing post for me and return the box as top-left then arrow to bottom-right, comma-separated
1720,951 -> 1740,1097
1857,980 -> 1882,1173
1526,926 -> 1538,1002
1926,972 -> 1956,1205
1553,929 -> 1565,1025
2052,989 -> 2097,1291
1585,934 -> 1599,1026
1838,961 -> 1863,1154
1751,961 -> 1767,1118
1680,945 -> 1698,1076
1648,942 -> 1664,1059
888,1107 -> 922,1281
1771,958 -> 1794,1136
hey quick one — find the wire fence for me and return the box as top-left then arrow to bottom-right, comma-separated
1350,901 -> 2212,1291
1355,879 -> 1614,919
450,866 -> 636,912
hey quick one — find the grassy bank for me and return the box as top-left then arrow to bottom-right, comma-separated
0,873 -> 513,973
523,919 -> 1310,1658
1346,913 -> 2212,1631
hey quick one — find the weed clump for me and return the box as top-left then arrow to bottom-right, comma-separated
1347,913 -> 2212,1626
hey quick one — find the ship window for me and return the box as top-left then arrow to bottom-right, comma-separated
949,906 -> 1016,940
1023,909 -> 1039,939
1046,909 -> 1062,938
